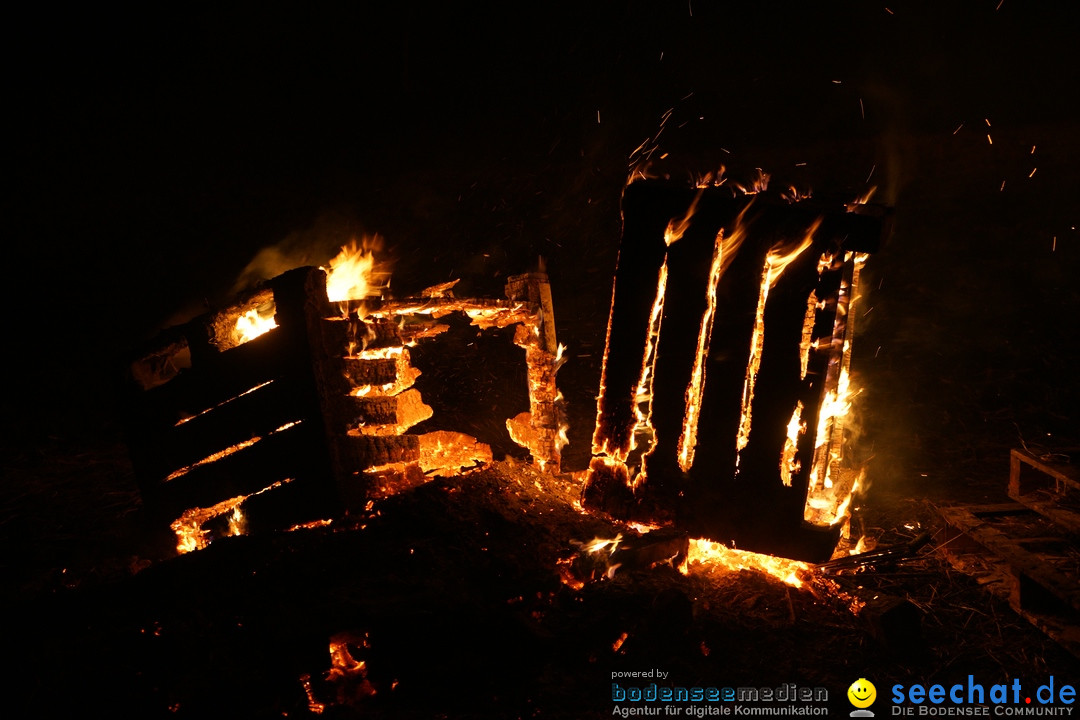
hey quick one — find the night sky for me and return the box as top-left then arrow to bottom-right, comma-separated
6,2 -> 1079,476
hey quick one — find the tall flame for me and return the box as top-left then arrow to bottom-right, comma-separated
735,221 -> 820,464
325,237 -> 387,304
626,259 -> 670,485
676,206 -> 751,471
803,250 -> 868,527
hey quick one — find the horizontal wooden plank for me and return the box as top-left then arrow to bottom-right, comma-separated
132,379 -> 317,483
148,423 -> 332,519
237,476 -> 339,535
343,389 -> 432,432
339,432 -> 421,468
131,328 -> 302,426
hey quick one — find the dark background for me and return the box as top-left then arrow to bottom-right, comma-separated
6,2 -> 1078,477
3,1 -> 1080,715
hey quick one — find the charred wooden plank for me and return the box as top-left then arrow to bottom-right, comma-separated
149,422 -> 325,520
322,315 -> 404,353
340,433 -> 422,468
133,378 -> 311,484
344,357 -> 401,387
343,389 -> 432,432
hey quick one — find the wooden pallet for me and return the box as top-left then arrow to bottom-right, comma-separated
939,502 -> 1080,657
123,267 -> 561,553
1010,448 -> 1080,535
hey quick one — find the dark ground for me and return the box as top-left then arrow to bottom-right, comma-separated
3,2 -> 1080,717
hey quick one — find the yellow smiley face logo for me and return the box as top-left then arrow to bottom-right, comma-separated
848,678 -> 877,708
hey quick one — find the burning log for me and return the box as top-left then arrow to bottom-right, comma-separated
584,180 -> 890,562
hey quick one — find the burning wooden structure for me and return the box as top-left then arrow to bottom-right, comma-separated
123,254 -> 564,554
583,180 -> 890,562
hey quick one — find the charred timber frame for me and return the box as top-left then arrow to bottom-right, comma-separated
124,267 -> 561,552
583,180 -> 889,562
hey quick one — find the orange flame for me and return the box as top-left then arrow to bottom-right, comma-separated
324,237 -> 388,304
779,401 -> 805,487
664,189 -> 704,246
677,206 -> 751,471
735,222 -> 820,463
171,479 -> 291,554
584,533 -> 623,554
803,250 -> 868,527
232,306 -> 278,345
625,260 -> 669,485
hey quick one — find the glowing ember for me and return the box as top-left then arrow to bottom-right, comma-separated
327,635 -> 375,699
299,674 -> 325,715
417,430 -> 492,475
171,479 -> 291,554
286,519 -> 334,532
680,538 -> 810,588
